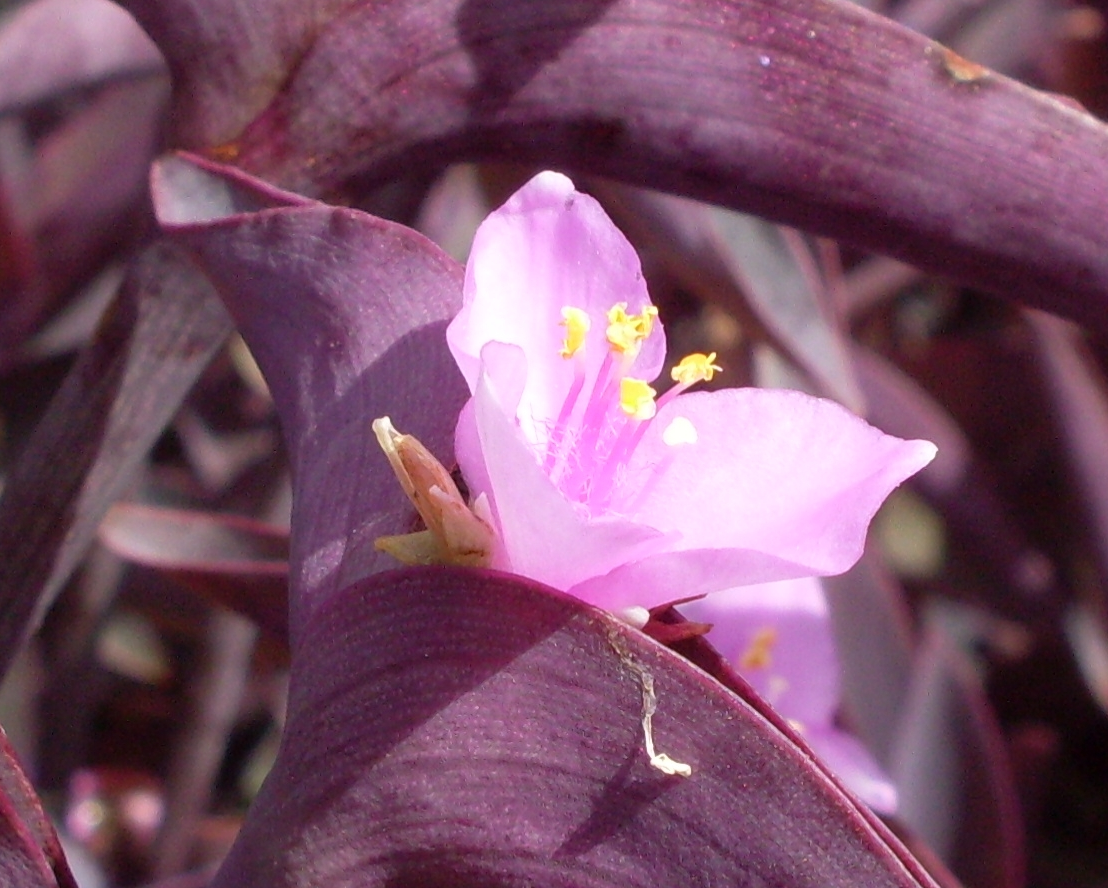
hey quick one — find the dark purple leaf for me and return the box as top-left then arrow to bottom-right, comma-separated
823,553 -> 916,765
153,153 -> 467,642
154,608 -> 258,879
852,345 -> 1060,620
0,243 -> 232,680
99,503 -> 290,645
1026,311 -> 1108,601
0,724 -> 78,888
889,628 -> 1024,888
0,76 -> 168,360
124,0 -> 1108,332
211,566 -> 941,888
0,0 -> 164,113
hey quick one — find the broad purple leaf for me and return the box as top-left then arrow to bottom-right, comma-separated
122,0 -> 1108,331
0,243 -> 232,680
153,153 -> 467,641
212,566 -> 941,888
99,503 -> 290,645
0,724 -> 78,888
0,0 -> 163,113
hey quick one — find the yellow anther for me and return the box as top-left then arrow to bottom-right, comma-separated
559,306 -> 590,358
739,626 -> 778,670
606,303 -> 659,355
671,352 -> 722,386
619,377 -> 657,420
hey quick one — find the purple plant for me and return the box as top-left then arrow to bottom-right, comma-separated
2,0 -> 1108,886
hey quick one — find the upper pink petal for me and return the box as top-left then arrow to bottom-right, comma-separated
446,171 -> 666,446
460,341 -> 669,592
616,388 -> 937,574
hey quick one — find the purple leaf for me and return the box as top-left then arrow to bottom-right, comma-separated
123,0 -> 1108,331
0,244 -> 232,680
0,76 -> 168,360
211,566 -> 941,888
823,554 -> 916,765
153,153 -> 467,640
1026,311 -> 1108,604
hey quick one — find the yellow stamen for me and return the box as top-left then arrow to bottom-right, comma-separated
671,352 -> 722,386
739,626 -> 778,670
606,303 -> 659,355
372,417 -> 495,568
619,378 -> 657,420
559,306 -> 590,358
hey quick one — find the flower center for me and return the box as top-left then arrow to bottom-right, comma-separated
544,302 -> 720,511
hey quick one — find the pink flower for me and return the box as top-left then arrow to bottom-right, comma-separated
387,171 -> 935,616
680,577 -> 898,811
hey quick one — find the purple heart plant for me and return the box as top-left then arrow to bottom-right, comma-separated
7,0 -> 1108,885
146,154 -> 939,886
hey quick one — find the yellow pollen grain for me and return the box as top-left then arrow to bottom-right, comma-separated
559,306 -> 590,358
739,626 -> 778,670
671,352 -> 722,386
619,377 -> 657,420
606,303 -> 659,355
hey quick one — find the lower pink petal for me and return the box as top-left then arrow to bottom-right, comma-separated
567,546 -> 835,613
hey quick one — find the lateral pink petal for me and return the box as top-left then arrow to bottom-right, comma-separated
465,342 -> 668,592
618,388 -> 937,573
446,171 -> 665,444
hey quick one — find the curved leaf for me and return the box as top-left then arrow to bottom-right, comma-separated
890,628 -> 1024,888
153,154 -> 467,641
212,566 -> 941,888
0,0 -> 163,113
125,0 -> 1108,331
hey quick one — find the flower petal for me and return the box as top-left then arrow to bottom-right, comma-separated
569,546 -> 824,613
680,577 -> 898,814
461,341 -> 668,594
447,171 -> 665,445
617,388 -> 937,573
679,578 -> 837,726
805,726 -> 899,815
